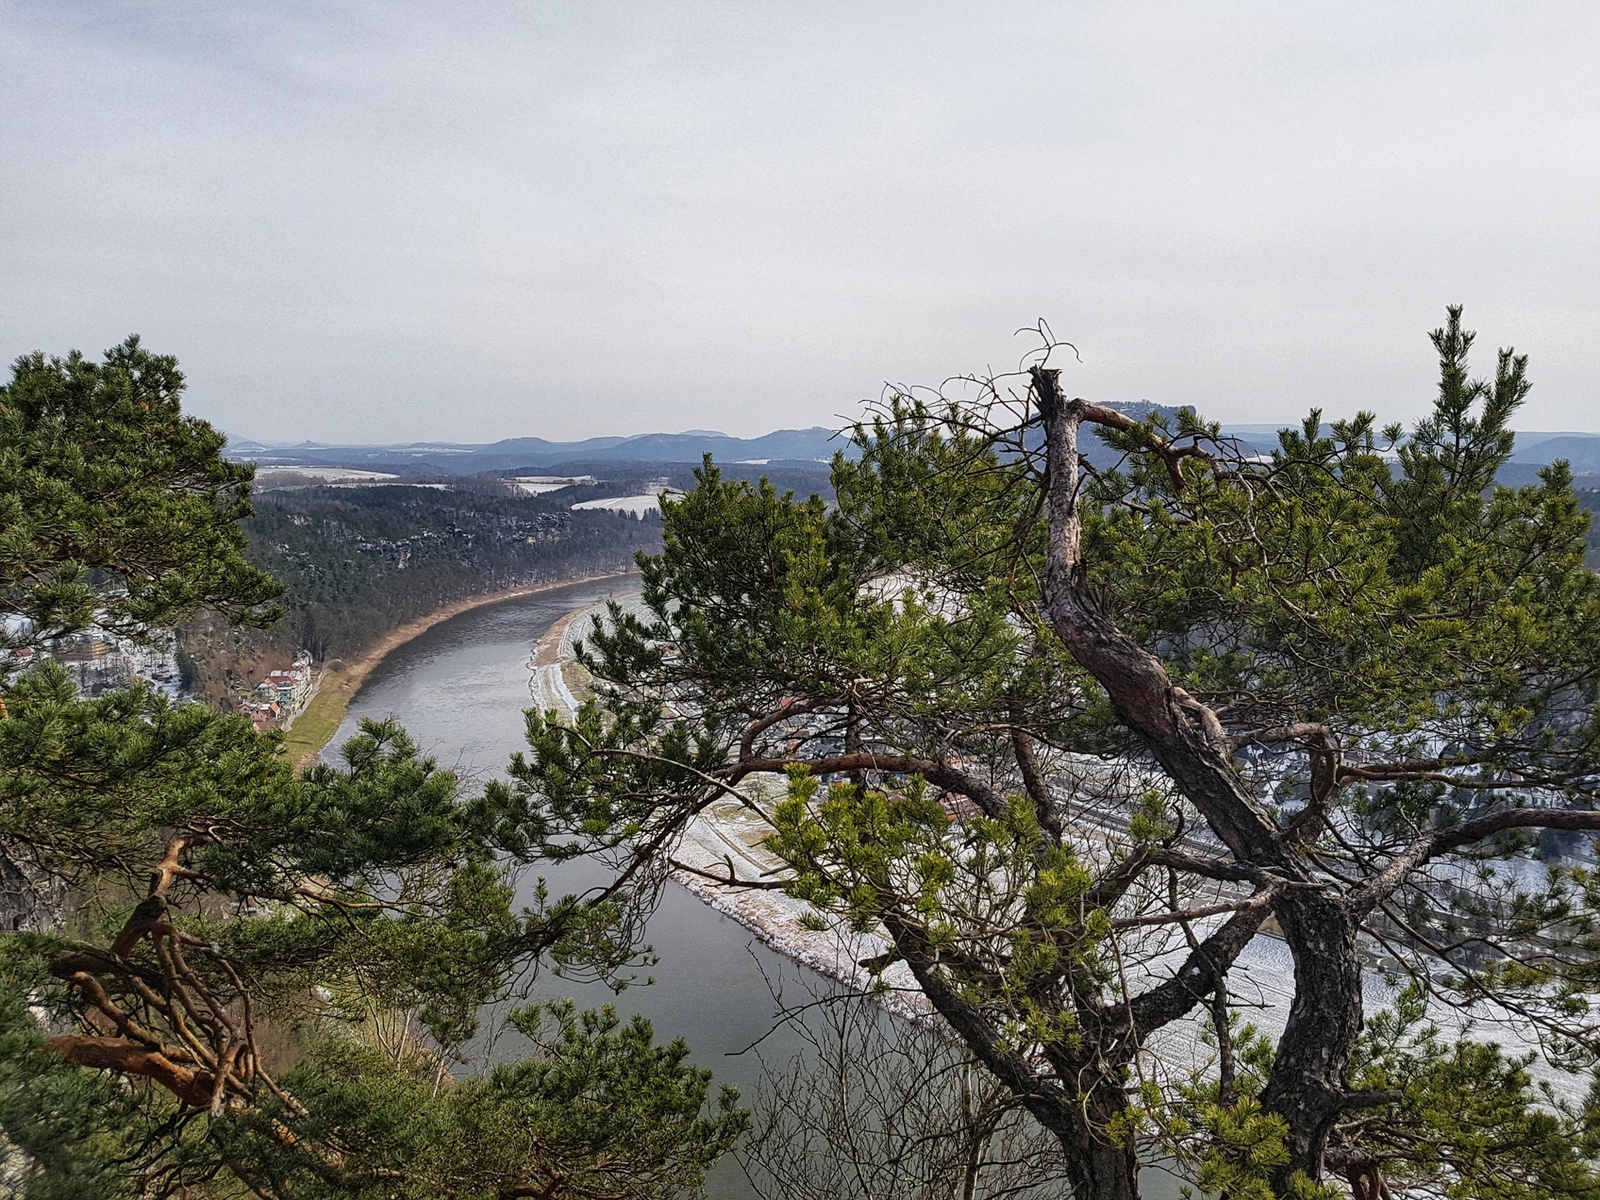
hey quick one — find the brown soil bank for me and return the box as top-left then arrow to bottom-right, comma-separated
280,571 -> 636,768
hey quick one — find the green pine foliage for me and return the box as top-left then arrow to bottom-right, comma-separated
0,337 -> 282,652
0,340 -> 743,1198
203,1003 -> 741,1199
1167,987 -> 1600,1200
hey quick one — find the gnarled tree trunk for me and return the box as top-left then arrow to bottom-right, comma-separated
1262,893 -> 1364,1183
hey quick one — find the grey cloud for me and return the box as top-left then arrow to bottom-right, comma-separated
2,1 -> 1595,442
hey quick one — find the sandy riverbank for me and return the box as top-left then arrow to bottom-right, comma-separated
282,571 -> 637,767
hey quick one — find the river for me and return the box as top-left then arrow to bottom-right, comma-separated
324,579 -> 1192,1199
323,580 -> 824,1198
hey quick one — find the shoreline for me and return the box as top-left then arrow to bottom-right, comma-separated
281,570 -> 637,767
531,594 -> 933,1019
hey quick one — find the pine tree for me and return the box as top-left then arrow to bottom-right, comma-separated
0,339 -> 743,1198
516,309 -> 1600,1198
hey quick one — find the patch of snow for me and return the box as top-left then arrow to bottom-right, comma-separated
572,494 -> 664,516
254,467 -> 399,483
513,475 -> 593,495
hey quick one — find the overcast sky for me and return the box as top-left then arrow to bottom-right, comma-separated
3,2 -> 1596,444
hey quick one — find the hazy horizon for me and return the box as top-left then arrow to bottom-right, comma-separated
4,3 -> 1596,442
223,414 -> 1600,451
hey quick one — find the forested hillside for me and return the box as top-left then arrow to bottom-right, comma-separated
182,481 -> 657,704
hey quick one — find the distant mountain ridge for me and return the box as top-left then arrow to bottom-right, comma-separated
227,420 -> 1600,482
226,427 -> 853,474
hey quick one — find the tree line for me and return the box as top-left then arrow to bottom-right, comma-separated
182,479 -> 658,704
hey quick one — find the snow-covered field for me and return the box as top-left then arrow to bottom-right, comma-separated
252,468 -> 453,489
254,467 -> 398,483
570,494 -> 665,516
512,476 -> 593,495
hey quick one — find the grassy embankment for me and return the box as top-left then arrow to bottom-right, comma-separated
279,572 -> 635,768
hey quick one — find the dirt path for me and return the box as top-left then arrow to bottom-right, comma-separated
282,571 -> 636,768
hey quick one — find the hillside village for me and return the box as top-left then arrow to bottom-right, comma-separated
237,650 -> 316,732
